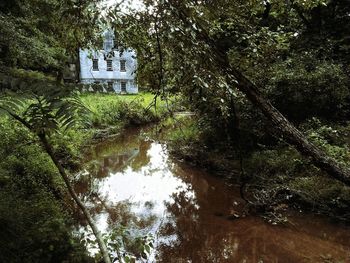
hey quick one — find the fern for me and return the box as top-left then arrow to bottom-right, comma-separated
0,74 -> 90,136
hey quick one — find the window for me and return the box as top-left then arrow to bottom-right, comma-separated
92,59 -> 99,71
120,60 -> 126,72
107,81 -> 113,91
107,59 -> 113,71
121,81 -> 127,92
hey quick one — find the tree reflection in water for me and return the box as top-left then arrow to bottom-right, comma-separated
73,126 -> 350,262
158,165 -> 350,262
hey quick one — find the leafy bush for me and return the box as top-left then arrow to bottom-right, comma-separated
10,68 -> 55,82
245,146 -> 313,180
302,118 -> 350,166
167,118 -> 201,144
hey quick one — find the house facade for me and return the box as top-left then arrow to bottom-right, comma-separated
79,30 -> 138,94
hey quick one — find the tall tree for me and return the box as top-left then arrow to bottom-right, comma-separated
110,0 -> 350,185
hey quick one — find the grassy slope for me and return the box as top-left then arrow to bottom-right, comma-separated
80,92 -> 166,129
80,92 -> 157,108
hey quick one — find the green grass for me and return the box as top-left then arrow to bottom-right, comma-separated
80,92 -> 162,109
80,92 -> 169,129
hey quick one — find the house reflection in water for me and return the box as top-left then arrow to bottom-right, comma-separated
96,147 -> 140,178
80,129 -> 152,185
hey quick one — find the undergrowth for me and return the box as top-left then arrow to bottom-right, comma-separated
165,115 -> 350,221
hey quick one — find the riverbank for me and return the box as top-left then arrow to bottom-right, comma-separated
52,92 -> 169,169
162,114 -> 350,223
0,92 -> 169,262
1,91 -> 349,262
74,123 -> 350,262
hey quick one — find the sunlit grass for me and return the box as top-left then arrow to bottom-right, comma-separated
79,92 -> 161,109
79,92 -> 168,128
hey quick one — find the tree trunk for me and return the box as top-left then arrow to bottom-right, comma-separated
76,47 -> 81,83
173,3 -> 350,186
221,55 -> 350,186
38,133 -> 112,263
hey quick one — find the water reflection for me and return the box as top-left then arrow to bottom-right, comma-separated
75,127 -> 350,262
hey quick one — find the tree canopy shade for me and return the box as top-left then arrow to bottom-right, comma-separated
107,0 -> 350,185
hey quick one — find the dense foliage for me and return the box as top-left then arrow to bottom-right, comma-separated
109,0 -> 350,219
0,0 -> 102,77
0,118 -> 94,262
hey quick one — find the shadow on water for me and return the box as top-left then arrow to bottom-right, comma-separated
74,125 -> 350,262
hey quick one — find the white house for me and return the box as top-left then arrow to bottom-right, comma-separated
79,30 -> 138,94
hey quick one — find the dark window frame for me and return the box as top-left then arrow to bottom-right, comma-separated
92,59 -> 99,71
121,81 -> 127,92
107,81 -> 114,90
107,59 -> 113,71
120,60 -> 126,72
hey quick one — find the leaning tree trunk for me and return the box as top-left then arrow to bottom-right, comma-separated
173,4 -> 350,186
38,133 -> 112,263
223,58 -> 350,186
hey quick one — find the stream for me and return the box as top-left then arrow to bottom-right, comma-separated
74,125 -> 350,262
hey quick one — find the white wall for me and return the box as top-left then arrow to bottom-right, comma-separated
79,48 -> 138,93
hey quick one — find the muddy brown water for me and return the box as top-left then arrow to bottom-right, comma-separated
74,126 -> 350,263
